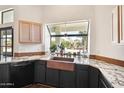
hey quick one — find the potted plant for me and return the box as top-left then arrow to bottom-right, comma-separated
59,43 -> 65,56
67,52 -> 72,57
73,52 -> 76,57
50,44 -> 57,54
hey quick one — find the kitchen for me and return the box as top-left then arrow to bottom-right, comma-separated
0,5 -> 124,88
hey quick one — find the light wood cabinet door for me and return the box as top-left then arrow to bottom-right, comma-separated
31,23 -> 42,43
19,21 -> 31,43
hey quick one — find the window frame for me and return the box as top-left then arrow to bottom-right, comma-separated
1,9 -> 14,24
47,20 -> 90,54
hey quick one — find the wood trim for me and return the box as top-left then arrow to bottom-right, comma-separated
24,84 -> 55,88
89,55 -> 96,59
90,55 -> 124,67
14,51 -> 45,57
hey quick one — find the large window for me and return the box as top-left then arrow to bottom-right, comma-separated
47,21 -> 89,56
1,9 -> 14,24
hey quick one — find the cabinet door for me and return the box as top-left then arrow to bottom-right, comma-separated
76,70 -> 88,88
19,21 -> 31,43
99,72 -> 113,88
75,64 -> 89,88
31,23 -> 41,43
10,65 -> 26,87
10,62 -> 34,88
34,61 -> 46,84
99,78 -> 107,88
46,68 -> 59,87
89,66 -> 99,88
25,62 -> 34,85
0,64 -> 11,88
60,70 -> 75,88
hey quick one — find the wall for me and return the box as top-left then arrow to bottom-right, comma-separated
43,5 -> 124,61
42,5 -> 96,54
94,5 -> 124,60
0,5 -> 45,55
14,5 -> 44,53
0,5 -> 13,25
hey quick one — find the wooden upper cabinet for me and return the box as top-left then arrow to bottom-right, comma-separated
19,21 -> 31,43
31,23 -> 42,43
19,20 -> 42,43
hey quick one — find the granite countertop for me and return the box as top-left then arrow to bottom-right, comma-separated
0,55 -> 124,88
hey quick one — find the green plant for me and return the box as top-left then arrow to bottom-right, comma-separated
67,52 -> 72,57
60,43 -> 65,51
50,44 -> 57,53
73,52 -> 77,56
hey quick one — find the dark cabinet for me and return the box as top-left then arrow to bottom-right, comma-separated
34,60 -> 46,84
60,70 -> 75,88
99,78 -> 107,88
0,64 -> 11,88
99,72 -> 113,88
89,66 -> 99,88
10,61 -> 34,88
0,59 -> 114,88
75,65 -> 89,88
46,68 -> 59,87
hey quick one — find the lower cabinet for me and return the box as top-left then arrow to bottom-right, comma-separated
99,72 -> 113,88
46,68 -> 59,87
0,64 -> 11,88
89,66 -> 99,88
34,60 -> 46,84
60,70 -> 75,88
0,59 -> 114,88
99,78 -> 108,88
75,65 -> 89,88
10,61 -> 34,88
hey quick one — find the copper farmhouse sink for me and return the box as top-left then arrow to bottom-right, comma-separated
47,57 -> 75,71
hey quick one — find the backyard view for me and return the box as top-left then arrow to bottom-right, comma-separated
47,21 -> 89,56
